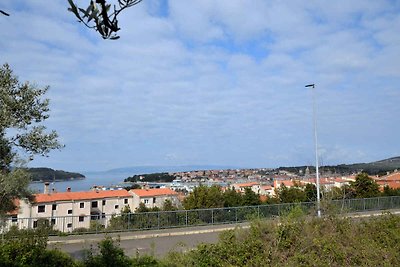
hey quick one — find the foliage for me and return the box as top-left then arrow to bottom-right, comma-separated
183,185 -> 225,210
164,210 -> 400,266
0,63 -> 62,214
0,63 -> 62,167
124,172 -> 176,183
67,0 -> 143,40
382,185 -> 400,196
0,169 -> 33,216
350,172 -> 380,198
25,167 -> 85,182
0,227 -> 76,267
83,236 -> 131,267
242,187 -> 261,206
276,184 -> 307,203
223,188 -> 243,207
278,156 -> 400,176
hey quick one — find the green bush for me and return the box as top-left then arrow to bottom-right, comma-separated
163,210 -> 400,266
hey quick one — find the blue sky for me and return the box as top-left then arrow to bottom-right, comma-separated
1,0 -> 400,172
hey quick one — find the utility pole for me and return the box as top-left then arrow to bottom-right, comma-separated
305,83 -> 321,217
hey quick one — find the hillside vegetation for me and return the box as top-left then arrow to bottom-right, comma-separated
2,208 -> 400,266
25,168 -> 85,182
280,156 -> 400,176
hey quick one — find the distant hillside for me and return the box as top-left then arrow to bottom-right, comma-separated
279,156 -> 400,176
25,168 -> 85,182
87,165 -> 236,175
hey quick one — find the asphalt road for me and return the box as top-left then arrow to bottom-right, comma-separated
49,209 -> 400,260
48,223 -> 249,259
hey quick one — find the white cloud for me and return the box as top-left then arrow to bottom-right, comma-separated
1,0 -> 399,170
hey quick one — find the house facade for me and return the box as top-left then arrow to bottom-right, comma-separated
130,188 -> 180,210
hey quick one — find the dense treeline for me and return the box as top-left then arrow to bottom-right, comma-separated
25,167 -> 85,182
124,172 -> 176,183
3,208 -> 400,266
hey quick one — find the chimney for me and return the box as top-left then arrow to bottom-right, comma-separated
44,182 -> 50,194
67,187 -> 71,192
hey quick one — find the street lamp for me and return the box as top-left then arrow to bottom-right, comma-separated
305,83 -> 321,217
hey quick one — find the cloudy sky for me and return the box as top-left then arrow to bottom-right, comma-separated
1,0 -> 400,172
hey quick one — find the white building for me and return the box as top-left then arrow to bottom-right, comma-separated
130,188 -> 179,211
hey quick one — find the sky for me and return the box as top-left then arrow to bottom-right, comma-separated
1,0 -> 400,172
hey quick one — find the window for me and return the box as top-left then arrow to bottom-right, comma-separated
102,213 -> 106,218
102,200 -> 106,206
91,213 -> 100,220
91,201 -> 98,208
124,198 -> 128,204
68,209 -> 72,214
144,199 -> 149,204
67,223 -> 72,228
33,220 -> 38,228
153,197 -> 156,204
80,202 -> 84,208
79,216 -> 84,222
114,205 -> 119,209
38,205 -> 45,213
11,215 -> 17,223
52,204 -> 57,210
51,219 -> 56,225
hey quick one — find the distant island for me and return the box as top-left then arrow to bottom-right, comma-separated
25,167 -> 85,182
124,172 -> 176,183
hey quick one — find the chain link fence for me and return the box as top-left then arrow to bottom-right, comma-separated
2,196 -> 400,235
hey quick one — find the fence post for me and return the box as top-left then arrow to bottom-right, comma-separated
211,209 -> 214,225
158,212 -> 160,229
235,207 -> 238,223
363,198 -> 366,211
257,205 -> 260,218
378,197 -> 380,209
185,210 -> 188,227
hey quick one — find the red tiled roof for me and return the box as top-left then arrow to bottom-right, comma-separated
234,182 -> 259,187
376,172 -> 400,182
261,185 -> 272,190
130,188 -> 178,197
34,190 -> 131,203
377,181 -> 400,189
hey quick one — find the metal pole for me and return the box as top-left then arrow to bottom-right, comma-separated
306,84 -> 321,217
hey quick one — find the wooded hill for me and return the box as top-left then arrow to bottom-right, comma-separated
279,156 -> 400,176
124,172 -> 176,183
24,168 -> 85,182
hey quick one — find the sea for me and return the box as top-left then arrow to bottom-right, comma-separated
29,171 -> 134,193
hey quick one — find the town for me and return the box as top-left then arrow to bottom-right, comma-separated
5,166 -> 400,233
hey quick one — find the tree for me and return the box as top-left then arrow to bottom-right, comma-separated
183,185 -> 224,210
67,0 -> 143,40
350,173 -> 380,198
223,187 -> 243,207
0,63 -> 61,215
304,183 -> 317,202
276,184 -> 306,203
242,187 -> 261,206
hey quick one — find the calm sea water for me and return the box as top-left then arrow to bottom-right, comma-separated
29,172 -> 133,193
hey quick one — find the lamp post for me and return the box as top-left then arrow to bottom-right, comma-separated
305,83 -> 321,217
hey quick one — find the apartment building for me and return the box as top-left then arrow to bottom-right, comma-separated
130,188 -> 179,210
14,188 -> 133,232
